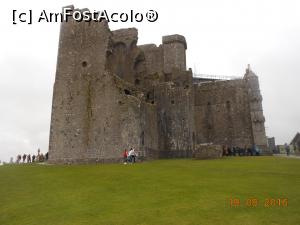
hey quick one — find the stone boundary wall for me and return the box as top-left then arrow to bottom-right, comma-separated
192,144 -> 223,159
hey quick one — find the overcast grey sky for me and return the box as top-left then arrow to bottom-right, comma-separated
0,0 -> 299,162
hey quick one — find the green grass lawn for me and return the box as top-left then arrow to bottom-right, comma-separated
0,157 -> 299,225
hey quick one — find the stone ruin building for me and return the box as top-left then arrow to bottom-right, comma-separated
49,6 -> 269,163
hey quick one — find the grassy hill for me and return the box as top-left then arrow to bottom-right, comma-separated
0,157 -> 299,225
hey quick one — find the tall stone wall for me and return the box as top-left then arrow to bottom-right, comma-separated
154,72 -> 195,158
138,44 -> 163,77
194,79 -> 254,148
49,6 -> 112,163
139,102 -> 159,159
194,72 -> 269,152
49,7 -> 154,163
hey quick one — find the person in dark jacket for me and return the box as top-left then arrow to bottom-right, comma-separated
45,152 -> 49,161
284,143 -> 290,156
27,154 -> 31,163
22,154 -> 26,163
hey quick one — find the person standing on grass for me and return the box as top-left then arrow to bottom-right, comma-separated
123,149 -> 128,164
22,154 -> 26,163
40,154 -> 44,162
45,152 -> 49,161
284,143 -> 290,156
128,148 -> 133,163
222,145 -> 226,156
128,148 -> 135,163
252,145 -> 256,156
254,145 -> 260,156
16,155 -> 20,164
32,155 -> 36,163
37,148 -> 40,161
129,148 -> 136,163
27,154 -> 31,163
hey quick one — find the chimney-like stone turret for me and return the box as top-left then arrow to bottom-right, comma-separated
162,34 -> 187,74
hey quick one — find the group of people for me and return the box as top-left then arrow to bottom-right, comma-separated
123,148 -> 137,164
15,149 -> 48,164
222,145 -> 261,156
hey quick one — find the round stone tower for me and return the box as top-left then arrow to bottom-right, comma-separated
162,34 -> 187,74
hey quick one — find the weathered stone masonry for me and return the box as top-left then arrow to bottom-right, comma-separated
49,6 -> 269,163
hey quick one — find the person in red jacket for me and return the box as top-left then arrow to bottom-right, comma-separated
123,149 -> 128,164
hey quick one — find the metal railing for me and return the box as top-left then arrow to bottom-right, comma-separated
193,73 -> 242,80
